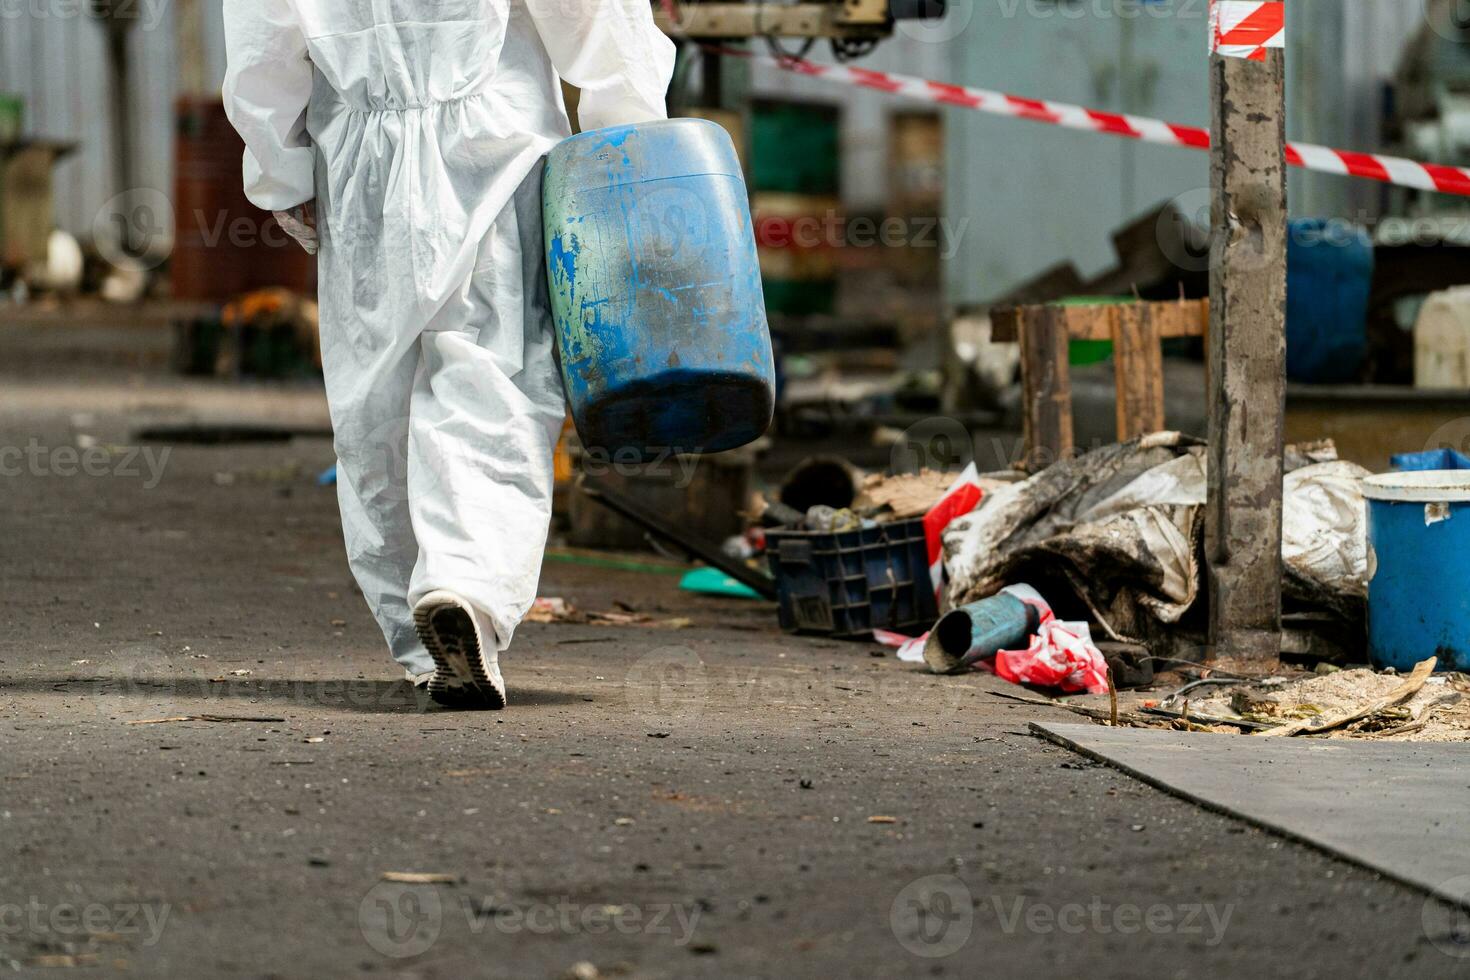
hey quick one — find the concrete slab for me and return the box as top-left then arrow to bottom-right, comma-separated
1032,722 -> 1470,909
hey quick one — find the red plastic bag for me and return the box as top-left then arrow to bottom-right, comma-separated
983,585 -> 1111,695
923,464 -> 985,598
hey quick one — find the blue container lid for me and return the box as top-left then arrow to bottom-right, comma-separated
1362,470 -> 1470,503
547,118 -> 744,191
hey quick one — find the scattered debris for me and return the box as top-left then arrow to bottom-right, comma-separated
1253,658 -> 1445,738
943,435 -> 1371,651
522,597 -> 690,629
873,628 -> 927,663
29,954 -> 100,968
922,587 -> 1040,675
778,455 -> 863,513
586,610 -> 692,629
987,689 -> 1136,725
1045,656 -> 1470,742
125,714 -> 286,725
679,567 -> 762,600
854,468 -> 963,518
381,871 -> 458,884
922,584 -> 1110,695
525,597 -> 576,623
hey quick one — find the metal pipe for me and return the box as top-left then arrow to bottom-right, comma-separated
922,593 -> 1041,675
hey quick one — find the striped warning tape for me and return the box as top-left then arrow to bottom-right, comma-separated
737,51 -> 1470,198
1210,0 -> 1285,61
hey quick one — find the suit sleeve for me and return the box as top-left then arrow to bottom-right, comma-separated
221,0 -> 316,211
526,0 -> 677,132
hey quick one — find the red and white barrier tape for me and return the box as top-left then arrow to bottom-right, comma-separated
742,52 -> 1470,198
1210,0 -> 1284,61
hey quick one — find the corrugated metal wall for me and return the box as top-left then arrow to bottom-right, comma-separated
1291,0 -> 1420,219
942,0 -> 1422,306
0,4 -> 226,243
0,1 -> 1426,280
942,2 -> 1209,305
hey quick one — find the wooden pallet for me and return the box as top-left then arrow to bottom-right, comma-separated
991,298 -> 1207,471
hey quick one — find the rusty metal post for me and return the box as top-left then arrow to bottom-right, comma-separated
1206,0 -> 1287,661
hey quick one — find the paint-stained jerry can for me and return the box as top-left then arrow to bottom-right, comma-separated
1362,471 -> 1470,673
543,119 -> 775,460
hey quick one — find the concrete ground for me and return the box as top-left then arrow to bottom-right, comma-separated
2,348 -> 1467,978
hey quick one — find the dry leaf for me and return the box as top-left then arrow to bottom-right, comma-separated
526,597 -> 577,623
381,871 -> 458,884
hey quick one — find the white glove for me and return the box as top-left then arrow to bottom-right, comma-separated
273,204 -> 318,255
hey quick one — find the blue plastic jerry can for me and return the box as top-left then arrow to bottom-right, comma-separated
543,118 -> 775,460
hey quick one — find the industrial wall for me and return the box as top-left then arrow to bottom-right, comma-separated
941,0 -> 1422,306
747,31 -> 951,211
0,0 -> 1424,285
0,4 -> 227,245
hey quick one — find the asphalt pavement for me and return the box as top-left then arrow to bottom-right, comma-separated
1,364 -> 1465,978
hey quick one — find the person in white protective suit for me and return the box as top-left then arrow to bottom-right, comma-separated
222,1 -> 675,708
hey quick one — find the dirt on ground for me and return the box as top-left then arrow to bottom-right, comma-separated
2,356 -> 1467,978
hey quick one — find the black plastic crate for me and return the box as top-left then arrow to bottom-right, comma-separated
765,517 -> 938,639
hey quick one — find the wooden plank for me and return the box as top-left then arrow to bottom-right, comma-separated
1112,303 -> 1166,441
989,307 -> 1025,344
991,300 -> 1206,343
1018,305 -> 1074,471
1205,11 -> 1288,662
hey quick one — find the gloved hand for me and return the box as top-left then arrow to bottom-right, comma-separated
272,202 -> 318,255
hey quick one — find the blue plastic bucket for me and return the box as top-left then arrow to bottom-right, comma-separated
1363,470 -> 1470,672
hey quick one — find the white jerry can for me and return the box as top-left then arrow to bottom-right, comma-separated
1415,285 -> 1470,389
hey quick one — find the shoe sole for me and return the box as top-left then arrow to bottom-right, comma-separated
414,602 -> 506,711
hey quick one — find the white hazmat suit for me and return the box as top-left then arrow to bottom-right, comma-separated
223,1 -> 676,679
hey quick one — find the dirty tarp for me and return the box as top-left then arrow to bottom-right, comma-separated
942,432 -> 1370,645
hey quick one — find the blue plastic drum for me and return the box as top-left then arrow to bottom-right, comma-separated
543,119 -> 775,459
1363,470 -> 1470,673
